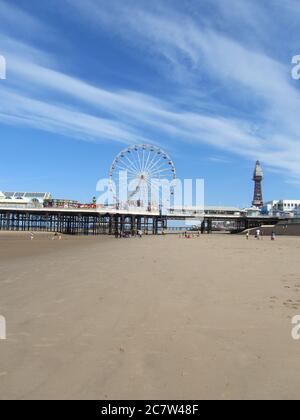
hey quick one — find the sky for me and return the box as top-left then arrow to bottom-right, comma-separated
0,0 -> 300,206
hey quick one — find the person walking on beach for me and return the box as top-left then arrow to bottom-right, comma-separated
271,231 -> 276,241
52,232 -> 62,240
246,231 -> 249,240
256,228 -> 261,240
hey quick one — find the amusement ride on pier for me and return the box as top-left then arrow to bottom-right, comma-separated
108,144 -> 176,211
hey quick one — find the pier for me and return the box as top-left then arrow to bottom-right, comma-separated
0,206 -> 167,236
0,205 -> 284,236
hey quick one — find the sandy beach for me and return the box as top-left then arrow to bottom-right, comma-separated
1,232 -> 300,400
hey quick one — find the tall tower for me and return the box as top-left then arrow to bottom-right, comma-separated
252,161 -> 264,208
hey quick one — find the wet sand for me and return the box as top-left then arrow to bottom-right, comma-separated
1,233 -> 300,400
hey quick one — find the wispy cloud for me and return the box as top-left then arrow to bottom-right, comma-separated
0,0 -> 53,43
65,0 -> 300,178
0,49 -> 265,154
208,156 -> 231,164
1,0 -> 300,184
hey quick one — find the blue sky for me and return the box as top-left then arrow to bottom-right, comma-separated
1,0 -> 300,206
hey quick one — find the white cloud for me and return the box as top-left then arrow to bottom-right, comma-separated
0,87 -> 150,144
65,0 -> 300,177
1,0 -> 300,183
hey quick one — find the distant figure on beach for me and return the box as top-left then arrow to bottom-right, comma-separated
138,230 -> 143,238
30,232 -> 34,241
246,231 -> 249,240
256,229 -> 261,240
52,232 -> 62,240
271,231 -> 276,241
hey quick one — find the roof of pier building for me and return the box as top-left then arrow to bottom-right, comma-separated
1,192 -> 52,202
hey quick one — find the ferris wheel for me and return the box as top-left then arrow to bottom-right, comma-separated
108,144 -> 176,207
